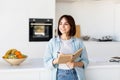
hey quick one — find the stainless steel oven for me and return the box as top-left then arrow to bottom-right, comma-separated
29,18 -> 53,41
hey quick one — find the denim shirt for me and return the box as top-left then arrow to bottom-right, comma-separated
44,36 -> 89,80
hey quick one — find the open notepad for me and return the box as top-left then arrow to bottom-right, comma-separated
57,48 -> 83,64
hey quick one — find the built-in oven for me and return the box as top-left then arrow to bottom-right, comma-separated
29,18 -> 53,41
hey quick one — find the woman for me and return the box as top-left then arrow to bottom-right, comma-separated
44,15 -> 89,80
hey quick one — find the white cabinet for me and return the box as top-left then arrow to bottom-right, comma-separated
0,58 -> 51,80
0,71 -> 39,80
1,58 -> 120,80
39,69 -> 51,80
85,62 -> 120,80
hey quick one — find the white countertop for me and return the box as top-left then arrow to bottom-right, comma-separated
0,58 -> 46,72
88,62 -> 120,69
1,58 -> 120,72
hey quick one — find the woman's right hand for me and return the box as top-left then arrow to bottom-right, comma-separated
52,53 -> 63,64
52,58 -> 59,64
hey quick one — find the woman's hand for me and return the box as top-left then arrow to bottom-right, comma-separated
52,58 -> 59,64
66,61 -> 84,68
66,61 -> 75,68
52,53 -> 63,65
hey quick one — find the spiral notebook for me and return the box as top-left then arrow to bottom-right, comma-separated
57,48 -> 83,64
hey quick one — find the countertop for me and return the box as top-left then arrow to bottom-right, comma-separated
0,58 -> 120,72
0,58 -> 45,72
87,62 -> 120,69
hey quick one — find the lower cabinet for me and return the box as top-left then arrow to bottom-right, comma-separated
0,71 -> 39,80
85,66 -> 120,80
0,69 -> 51,80
39,69 -> 51,80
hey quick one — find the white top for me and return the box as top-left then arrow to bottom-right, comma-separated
58,39 -> 74,69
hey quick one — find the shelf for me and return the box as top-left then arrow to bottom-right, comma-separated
56,0 -> 79,2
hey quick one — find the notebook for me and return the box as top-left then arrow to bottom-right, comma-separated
57,48 -> 83,64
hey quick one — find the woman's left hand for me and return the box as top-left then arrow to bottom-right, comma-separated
66,62 -> 75,68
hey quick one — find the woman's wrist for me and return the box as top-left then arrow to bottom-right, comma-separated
74,62 -> 84,67
52,59 -> 56,64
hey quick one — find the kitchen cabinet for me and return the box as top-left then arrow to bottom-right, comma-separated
86,62 -> 120,80
39,69 -> 51,80
0,58 -> 51,80
0,71 -> 39,80
1,58 -> 120,80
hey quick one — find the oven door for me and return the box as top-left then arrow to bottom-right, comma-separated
29,19 -> 53,41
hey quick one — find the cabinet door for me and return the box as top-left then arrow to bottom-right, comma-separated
0,71 -> 39,80
39,69 -> 51,80
85,68 -> 120,80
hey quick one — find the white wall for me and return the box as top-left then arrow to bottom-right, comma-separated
84,42 -> 120,61
56,0 -> 120,60
115,4 -> 120,41
0,0 -> 55,58
56,0 -> 120,40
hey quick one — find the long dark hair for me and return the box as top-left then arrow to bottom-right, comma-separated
57,15 -> 76,36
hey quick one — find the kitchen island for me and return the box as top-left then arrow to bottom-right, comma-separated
0,58 -> 120,80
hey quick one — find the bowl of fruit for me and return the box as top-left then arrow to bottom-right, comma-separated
2,49 -> 27,66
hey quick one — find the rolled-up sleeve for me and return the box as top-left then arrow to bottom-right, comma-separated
44,39 -> 56,69
80,42 -> 89,69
